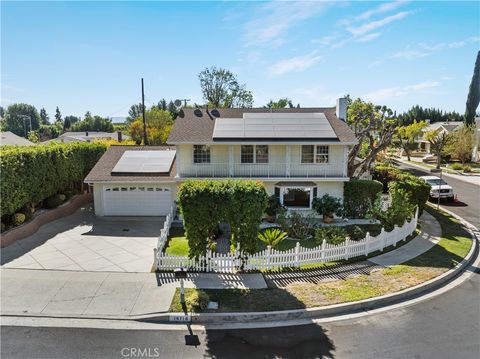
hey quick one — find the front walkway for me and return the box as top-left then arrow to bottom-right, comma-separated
1,206 -> 163,272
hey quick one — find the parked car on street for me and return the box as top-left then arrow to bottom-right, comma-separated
422,154 -> 437,163
419,175 -> 455,202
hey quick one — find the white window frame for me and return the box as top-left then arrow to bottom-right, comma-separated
193,144 -> 211,164
241,145 -> 269,164
301,145 -> 329,164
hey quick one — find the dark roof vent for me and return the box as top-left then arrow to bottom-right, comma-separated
193,109 -> 203,117
211,109 -> 220,118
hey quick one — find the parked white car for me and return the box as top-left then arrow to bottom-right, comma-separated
419,176 -> 455,202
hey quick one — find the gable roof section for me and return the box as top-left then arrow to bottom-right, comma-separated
84,145 -> 176,183
0,131 -> 35,146
167,107 -> 357,144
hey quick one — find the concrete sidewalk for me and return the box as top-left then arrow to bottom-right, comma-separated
369,211 -> 440,267
0,269 -> 266,318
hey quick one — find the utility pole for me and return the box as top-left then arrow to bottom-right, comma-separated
141,78 -> 148,145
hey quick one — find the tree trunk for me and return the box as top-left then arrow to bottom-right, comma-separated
436,153 -> 441,169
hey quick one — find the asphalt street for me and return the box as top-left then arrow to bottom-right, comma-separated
395,162 -> 480,228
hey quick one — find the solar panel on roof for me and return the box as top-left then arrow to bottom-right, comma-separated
111,150 -> 175,174
212,112 -> 337,140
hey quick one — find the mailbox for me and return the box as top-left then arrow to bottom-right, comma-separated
174,267 -> 187,279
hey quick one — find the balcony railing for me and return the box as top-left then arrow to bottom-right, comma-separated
179,162 -> 346,178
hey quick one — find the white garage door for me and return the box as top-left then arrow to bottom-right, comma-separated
103,185 -> 172,216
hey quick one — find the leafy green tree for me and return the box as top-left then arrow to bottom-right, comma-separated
38,124 -> 61,140
425,131 -> 451,169
70,114 -> 114,132
64,115 -> 80,126
199,67 -> 253,108
128,108 -> 173,145
445,126 -> 475,164
27,131 -> 40,143
394,120 -> 428,161
346,98 -> 398,177
55,107 -> 62,124
39,108 -> 49,125
126,104 -> 144,123
465,51 -> 480,125
398,105 -> 463,125
0,106 -> 4,118
264,98 -> 297,109
4,103 -> 41,137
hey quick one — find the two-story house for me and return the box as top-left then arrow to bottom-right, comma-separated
85,98 -> 357,216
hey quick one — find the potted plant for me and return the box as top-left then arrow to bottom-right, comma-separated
312,194 -> 343,223
265,195 -> 284,223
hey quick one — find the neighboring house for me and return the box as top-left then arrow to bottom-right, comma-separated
416,120 -> 464,153
44,131 -> 129,143
85,99 -> 357,217
0,131 -> 35,146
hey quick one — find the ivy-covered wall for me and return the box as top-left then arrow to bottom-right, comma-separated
0,142 -> 107,216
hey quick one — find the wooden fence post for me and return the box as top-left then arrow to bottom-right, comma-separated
365,232 -> 370,256
267,245 -> 272,270
321,240 -> 326,262
295,242 -> 300,267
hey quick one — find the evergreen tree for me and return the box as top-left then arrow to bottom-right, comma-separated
465,51 -> 480,125
55,107 -> 62,123
39,108 -> 49,125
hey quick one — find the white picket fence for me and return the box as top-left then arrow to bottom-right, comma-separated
154,208 -> 418,273
156,206 -> 174,252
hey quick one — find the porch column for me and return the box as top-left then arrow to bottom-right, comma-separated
286,145 -> 291,177
343,146 -> 348,177
228,145 -> 234,177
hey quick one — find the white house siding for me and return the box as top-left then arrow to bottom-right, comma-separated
262,180 -> 344,200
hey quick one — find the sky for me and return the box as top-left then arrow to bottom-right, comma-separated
1,0 -> 479,120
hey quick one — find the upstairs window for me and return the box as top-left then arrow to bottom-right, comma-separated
241,145 -> 254,163
301,145 -> 329,164
193,145 -> 211,163
241,145 -> 269,163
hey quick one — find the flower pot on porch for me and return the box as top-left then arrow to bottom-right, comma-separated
322,214 -> 333,224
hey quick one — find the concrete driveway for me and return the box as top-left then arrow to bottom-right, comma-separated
1,205 -> 164,272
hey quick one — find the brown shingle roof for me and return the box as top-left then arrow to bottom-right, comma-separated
84,146 -> 176,183
167,107 -> 357,143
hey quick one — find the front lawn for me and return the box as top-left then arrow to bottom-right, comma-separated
169,207 -> 473,312
164,227 -> 189,256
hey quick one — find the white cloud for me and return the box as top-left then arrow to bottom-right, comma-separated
355,1 -> 408,21
243,1 -> 329,47
312,34 -> 339,46
292,86 -> 343,106
356,32 -> 382,42
347,11 -> 412,36
364,80 -> 440,102
418,36 -> 480,51
268,51 -> 323,76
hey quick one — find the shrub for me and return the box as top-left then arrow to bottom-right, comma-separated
178,179 -> 268,258
450,163 -> 463,170
343,179 -> 383,218
44,194 -> 66,209
12,213 -> 26,226
0,142 -> 107,216
372,165 -> 402,192
312,194 -> 343,218
371,188 -> 415,232
265,195 -> 284,217
389,179 -> 429,214
258,228 -> 288,248
345,225 -> 365,241
315,226 -> 347,245
276,210 -> 317,239
185,290 -> 209,313
463,165 -> 472,173
20,205 -> 35,221
1,222 -> 5,232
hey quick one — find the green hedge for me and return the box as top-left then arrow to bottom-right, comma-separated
178,179 -> 268,258
372,165 -> 430,214
0,142 -> 107,216
343,179 -> 383,218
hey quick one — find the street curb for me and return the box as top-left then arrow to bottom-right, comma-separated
396,158 -> 480,182
144,208 -> 478,325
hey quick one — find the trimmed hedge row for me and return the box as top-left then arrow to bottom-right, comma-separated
0,142 -> 107,216
178,179 -> 268,258
343,179 -> 383,218
372,165 -> 430,214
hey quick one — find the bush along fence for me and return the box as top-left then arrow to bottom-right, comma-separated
154,208 -> 418,273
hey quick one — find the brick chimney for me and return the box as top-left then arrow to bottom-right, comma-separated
336,98 -> 347,121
